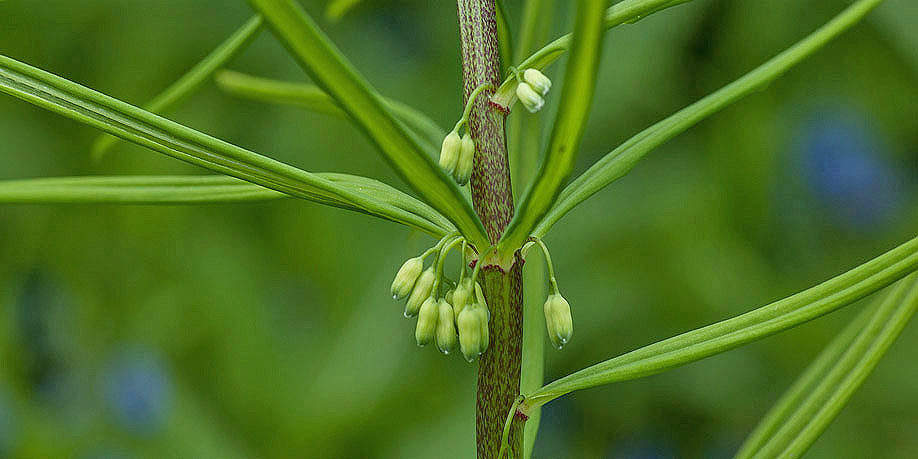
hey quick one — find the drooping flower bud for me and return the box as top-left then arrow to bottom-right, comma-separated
523,68 -> 552,96
474,282 -> 488,313
415,297 -> 439,346
543,293 -> 573,349
404,267 -> 435,318
391,257 -> 423,300
439,130 -> 461,175
435,299 -> 458,354
457,306 -> 482,362
476,303 -> 489,354
452,278 -> 473,322
453,133 -> 475,185
516,82 -> 545,113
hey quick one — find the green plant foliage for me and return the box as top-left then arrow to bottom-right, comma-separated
524,234 -> 917,408
533,0 -> 886,237
92,15 -> 264,159
214,70 -> 445,150
248,0 -> 488,249
0,55 -> 452,236
737,273 -> 918,458
499,0 -> 608,253
492,0 -> 695,108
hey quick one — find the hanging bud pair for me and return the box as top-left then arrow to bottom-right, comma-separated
439,129 -> 475,186
457,283 -> 490,362
516,68 -> 552,113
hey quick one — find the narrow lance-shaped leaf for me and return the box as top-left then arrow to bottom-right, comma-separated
736,273 -> 918,458
495,0 -> 515,72
214,70 -> 445,150
0,55 -> 453,237
0,173 -> 448,229
0,176 -> 282,204
247,0 -> 489,249
499,0 -> 607,253
512,3 -> 557,457
492,0 -> 695,108
92,15 -> 263,159
532,0 -> 886,237
521,234 -> 918,409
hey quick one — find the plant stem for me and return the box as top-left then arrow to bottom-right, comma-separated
457,1 -> 523,457
458,0 -> 514,242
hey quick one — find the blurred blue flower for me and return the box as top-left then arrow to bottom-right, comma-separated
794,108 -> 903,230
102,349 -> 172,436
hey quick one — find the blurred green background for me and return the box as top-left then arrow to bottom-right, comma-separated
1,0 -> 917,457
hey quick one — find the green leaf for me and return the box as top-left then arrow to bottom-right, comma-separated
92,15 -> 263,160
247,0 -> 489,250
495,0 -> 515,72
511,3 -> 558,457
492,0 -> 694,108
521,234 -> 918,409
737,273 -> 918,458
499,0 -> 608,253
0,54 -> 453,237
0,176 -> 281,204
532,0 -> 885,238
0,174 -> 447,226
214,70 -> 445,151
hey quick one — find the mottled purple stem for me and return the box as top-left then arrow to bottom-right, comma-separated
457,1 -> 525,458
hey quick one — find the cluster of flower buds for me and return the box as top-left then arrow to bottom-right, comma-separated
515,68 -> 552,113
390,235 -> 491,361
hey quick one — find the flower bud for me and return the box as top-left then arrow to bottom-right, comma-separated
391,257 -> 423,300
523,68 -> 552,95
439,130 -> 461,174
435,299 -> 458,354
458,306 -> 482,362
404,267 -> 435,318
415,297 -> 439,346
476,303 -> 490,353
453,133 -> 475,185
516,82 -> 545,113
474,282 -> 488,313
452,279 -> 473,322
543,293 -> 573,349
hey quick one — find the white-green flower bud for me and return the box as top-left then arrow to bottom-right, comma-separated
543,293 -> 573,349
415,296 -> 439,346
523,68 -> 552,95
516,82 -> 544,113
457,306 -> 482,362
476,303 -> 490,353
474,282 -> 488,312
453,133 -> 475,185
404,267 -> 435,318
439,130 -> 461,174
435,299 -> 457,354
452,278 -> 473,322
391,256 -> 423,300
